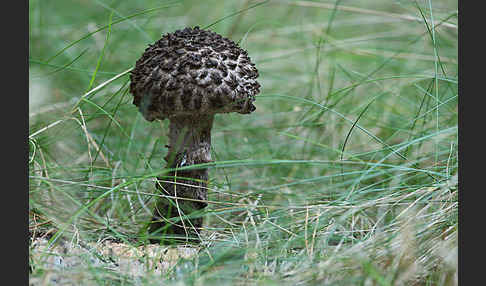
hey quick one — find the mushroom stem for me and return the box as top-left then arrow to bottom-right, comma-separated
149,114 -> 213,243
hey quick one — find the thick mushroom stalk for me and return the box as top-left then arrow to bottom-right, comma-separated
150,114 -> 213,240
129,26 -> 260,243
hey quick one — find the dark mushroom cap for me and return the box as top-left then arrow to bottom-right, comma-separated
129,26 -> 260,121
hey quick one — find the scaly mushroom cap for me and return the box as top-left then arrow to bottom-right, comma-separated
129,26 -> 260,121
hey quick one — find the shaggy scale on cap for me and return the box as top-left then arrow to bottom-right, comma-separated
129,26 -> 260,121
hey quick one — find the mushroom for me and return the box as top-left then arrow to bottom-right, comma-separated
129,26 -> 260,243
